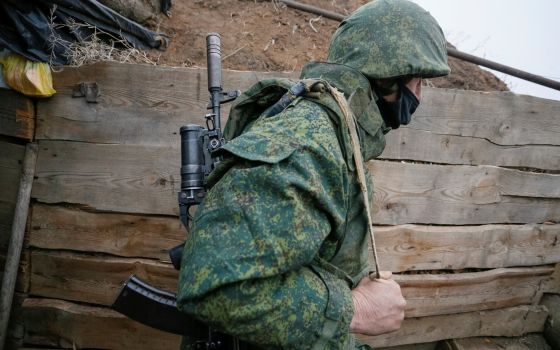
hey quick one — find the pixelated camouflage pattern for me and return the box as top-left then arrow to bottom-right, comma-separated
178,65 -> 384,348
178,1 -> 451,348
328,0 -> 450,79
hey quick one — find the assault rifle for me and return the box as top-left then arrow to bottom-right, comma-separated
112,33 -> 242,349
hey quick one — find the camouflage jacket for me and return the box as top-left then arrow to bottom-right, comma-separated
177,61 -> 388,349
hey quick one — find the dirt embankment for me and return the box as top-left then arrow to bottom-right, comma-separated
147,0 -> 508,92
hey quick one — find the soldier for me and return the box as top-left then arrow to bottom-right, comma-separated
177,0 -> 450,349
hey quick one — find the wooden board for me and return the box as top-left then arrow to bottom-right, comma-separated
30,250 -> 177,306
22,298 -> 180,349
28,206 -> 560,271
19,298 -> 548,349
358,305 -> 548,348
393,267 -> 553,317
409,88 -> 560,146
32,141 -> 560,224
36,62 -> 560,168
32,140 -> 181,216
370,160 -> 560,225
0,141 -> 25,254
374,224 -> 560,272
28,250 -> 553,319
541,294 -> 560,350
439,334 -> 552,350
36,62 -> 296,146
382,128 -> 560,170
0,90 -> 34,141
29,204 -> 184,261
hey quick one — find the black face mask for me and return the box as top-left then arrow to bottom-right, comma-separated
375,82 -> 419,129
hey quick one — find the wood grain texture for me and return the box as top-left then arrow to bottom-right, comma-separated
32,140 -> 181,216
21,298 -> 180,349
374,224 -> 560,272
27,207 -> 560,271
394,267 -> 553,317
409,88 -> 560,146
0,90 -> 35,140
36,62 -> 296,146
32,141 -> 560,224
382,128 -> 560,170
30,250 -> 177,306
370,160 -> 560,225
0,141 -> 25,255
29,250 -> 553,319
358,305 -> 548,347
29,204 -> 184,261
36,62 -> 560,168
439,334 -> 552,350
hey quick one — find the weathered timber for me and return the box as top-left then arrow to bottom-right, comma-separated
409,88 -> 560,146
438,334 -> 552,350
0,142 -> 25,249
32,140 -> 181,216
379,343 -> 438,350
543,263 -> 560,293
0,90 -> 34,141
27,206 -> 560,272
36,62 -> 296,146
370,160 -> 560,225
30,250 -> 177,306
373,224 -> 560,272
393,267 -> 553,317
29,204 -> 184,261
541,294 -> 560,350
36,62 -> 560,167
4,293 -> 27,350
21,298 -> 180,349
382,128 -> 560,170
29,250 -> 553,319
1,144 -> 38,349
32,141 -> 560,224
358,305 -> 548,348
0,250 -> 30,293
19,299 -> 548,349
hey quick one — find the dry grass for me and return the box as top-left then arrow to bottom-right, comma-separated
48,6 -> 157,67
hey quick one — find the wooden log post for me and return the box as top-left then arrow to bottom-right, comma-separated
0,144 -> 38,350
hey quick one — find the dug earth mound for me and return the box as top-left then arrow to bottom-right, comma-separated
148,0 -> 508,92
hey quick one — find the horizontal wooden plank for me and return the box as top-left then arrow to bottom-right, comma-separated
19,300 -> 549,349
32,141 -> 560,224
410,88 -> 560,146
29,250 -> 553,319
28,205 -> 560,272
0,90 -> 34,140
37,62 -> 560,167
359,305 -> 548,347
36,62 -> 296,146
440,334 -> 552,350
29,204 -> 184,261
394,266 -> 553,317
32,141 -> 181,216
382,128 -> 560,170
22,298 -> 180,349
371,160 -> 560,225
30,251 -> 177,306
374,224 -> 560,272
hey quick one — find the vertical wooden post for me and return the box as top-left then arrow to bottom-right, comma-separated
0,143 -> 38,350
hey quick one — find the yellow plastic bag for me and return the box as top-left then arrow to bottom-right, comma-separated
0,53 -> 56,97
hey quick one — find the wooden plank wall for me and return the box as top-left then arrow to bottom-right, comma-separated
15,62 -> 560,349
0,88 -> 35,350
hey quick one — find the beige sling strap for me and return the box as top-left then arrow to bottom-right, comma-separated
328,85 -> 382,280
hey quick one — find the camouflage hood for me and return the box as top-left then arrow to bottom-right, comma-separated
301,61 -> 388,162
327,0 -> 450,79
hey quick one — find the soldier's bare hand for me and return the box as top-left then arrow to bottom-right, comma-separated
349,271 -> 406,335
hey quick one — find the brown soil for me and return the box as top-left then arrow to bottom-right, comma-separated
148,0 -> 508,92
